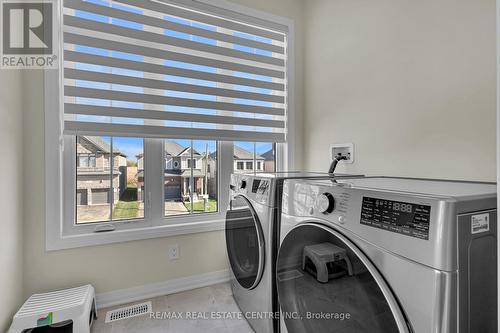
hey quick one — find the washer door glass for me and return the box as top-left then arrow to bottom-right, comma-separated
225,195 -> 265,290
277,223 -> 409,333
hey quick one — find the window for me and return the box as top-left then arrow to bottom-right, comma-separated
46,0 -> 293,250
77,154 -> 96,168
187,159 -> 196,169
70,138 -> 279,236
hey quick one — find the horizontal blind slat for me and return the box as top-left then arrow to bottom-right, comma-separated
63,0 -> 285,54
65,103 -> 285,128
64,32 -> 285,79
65,69 -> 284,103
64,15 -> 285,67
113,0 -> 286,42
64,121 -> 286,142
65,86 -> 285,116
64,51 -> 285,91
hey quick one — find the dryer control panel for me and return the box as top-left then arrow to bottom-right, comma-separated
360,197 -> 431,240
230,174 -> 273,206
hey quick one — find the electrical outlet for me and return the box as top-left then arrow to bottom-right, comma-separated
331,143 -> 354,164
168,244 -> 179,260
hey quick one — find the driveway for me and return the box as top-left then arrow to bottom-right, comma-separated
77,204 -> 111,223
165,201 -> 189,216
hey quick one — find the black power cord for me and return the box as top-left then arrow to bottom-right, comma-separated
328,155 -> 348,174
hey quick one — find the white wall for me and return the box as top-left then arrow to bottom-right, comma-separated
0,71 -> 24,331
303,0 -> 496,181
22,0 -> 305,298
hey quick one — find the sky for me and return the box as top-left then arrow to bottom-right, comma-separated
75,1 -> 275,162
112,137 -> 272,162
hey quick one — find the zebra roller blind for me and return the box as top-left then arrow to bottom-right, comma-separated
62,0 -> 288,142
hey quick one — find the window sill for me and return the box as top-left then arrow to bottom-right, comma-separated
46,217 -> 225,251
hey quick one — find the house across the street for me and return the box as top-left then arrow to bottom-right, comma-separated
76,136 -> 127,206
137,141 -> 211,201
232,145 -> 265,173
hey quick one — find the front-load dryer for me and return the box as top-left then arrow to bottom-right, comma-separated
277,177 -> 497,333
226,172 -> 363,333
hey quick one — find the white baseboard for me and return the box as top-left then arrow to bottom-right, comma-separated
95,269 -> 231,309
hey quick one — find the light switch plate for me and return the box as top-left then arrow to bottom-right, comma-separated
331,143 -> 354,164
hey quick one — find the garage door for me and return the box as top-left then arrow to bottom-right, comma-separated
92,189 -> 110,204
165,185 -> 181,200
76,189 -> 88,205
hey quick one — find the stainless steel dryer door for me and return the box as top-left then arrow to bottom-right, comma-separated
277,223 -> 410,333
226,195 -> 265,290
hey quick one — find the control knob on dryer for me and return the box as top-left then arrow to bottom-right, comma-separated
316,193 -> 335,214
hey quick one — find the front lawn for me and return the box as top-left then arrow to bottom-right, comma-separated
184,198 -> 218,213
112,200 -> 140,219
113,188 -> 140,219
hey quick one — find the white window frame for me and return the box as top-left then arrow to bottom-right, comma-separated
44,0 -> 295,251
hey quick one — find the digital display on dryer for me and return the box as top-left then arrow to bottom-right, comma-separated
360,197 -> 431,240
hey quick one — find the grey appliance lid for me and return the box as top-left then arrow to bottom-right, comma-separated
329,177 -> 496,199
237,171 -> 363,179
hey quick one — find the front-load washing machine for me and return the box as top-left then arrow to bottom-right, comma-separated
277,177 -> 497,333
226,172 -> 363,333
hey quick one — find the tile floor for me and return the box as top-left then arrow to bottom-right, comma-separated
92,283 -> 254,333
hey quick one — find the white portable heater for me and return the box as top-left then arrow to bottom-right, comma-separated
8,285 -> 96,333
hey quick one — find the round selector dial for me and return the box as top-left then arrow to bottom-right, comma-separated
316,192 -> 335,214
